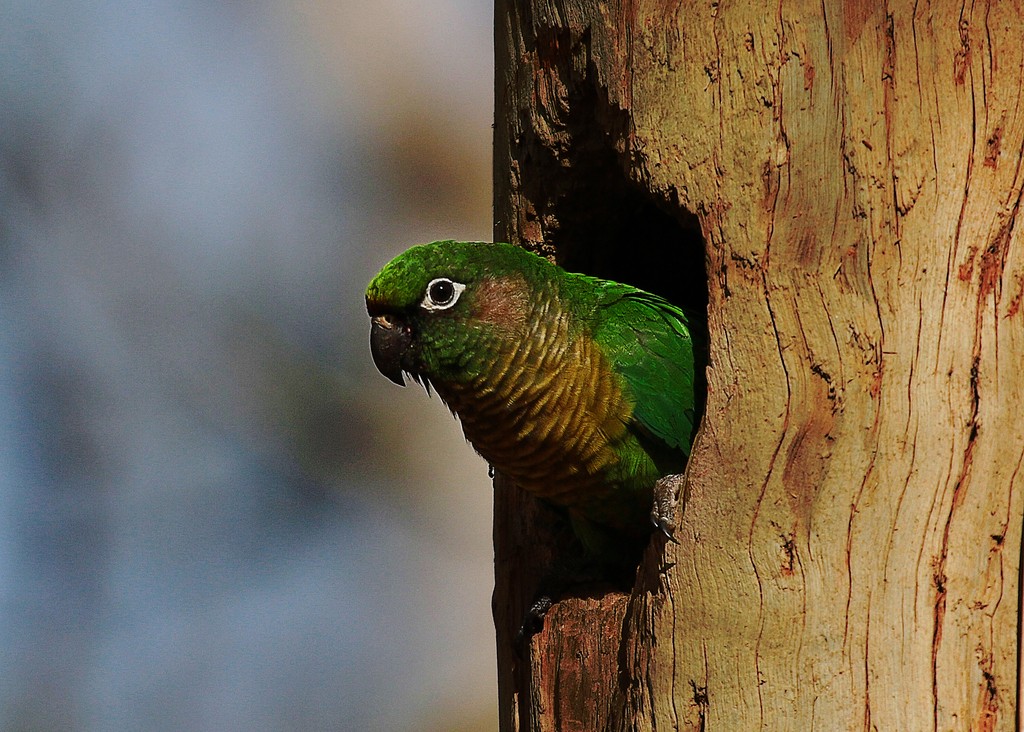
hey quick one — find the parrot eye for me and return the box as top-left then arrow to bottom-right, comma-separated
421,277 -> 465,311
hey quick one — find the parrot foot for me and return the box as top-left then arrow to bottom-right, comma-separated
514,594 -> 554,647
513,550 -> 624,647
651,473 -> 685,543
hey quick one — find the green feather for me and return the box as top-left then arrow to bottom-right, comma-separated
594,287 -> 698,453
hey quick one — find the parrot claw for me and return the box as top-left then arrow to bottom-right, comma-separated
651,473 -> 685,543
654,518 -> 679,542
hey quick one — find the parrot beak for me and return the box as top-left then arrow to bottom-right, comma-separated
369,314 -> 411,386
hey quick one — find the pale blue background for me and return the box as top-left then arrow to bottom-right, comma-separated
0,1 -> 496,729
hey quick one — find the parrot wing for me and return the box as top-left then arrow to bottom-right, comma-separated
591,283 -> 699,455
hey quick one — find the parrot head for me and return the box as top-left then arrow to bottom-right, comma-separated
365,240 -> 547,390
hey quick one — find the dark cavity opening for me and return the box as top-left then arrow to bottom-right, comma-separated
516,41 -> 708,322
515,47 -> 709,421
509,32 -> 710,580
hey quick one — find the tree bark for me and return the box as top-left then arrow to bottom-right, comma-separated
493,1 -> 1024,730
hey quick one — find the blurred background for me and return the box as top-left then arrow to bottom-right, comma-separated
0,1 -> 496,729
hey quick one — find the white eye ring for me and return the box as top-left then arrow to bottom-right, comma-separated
421,277 -> 466,311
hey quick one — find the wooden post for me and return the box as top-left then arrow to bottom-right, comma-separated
493,1 -> 1024,729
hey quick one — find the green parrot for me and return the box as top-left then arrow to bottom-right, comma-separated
365,240 -> 700,564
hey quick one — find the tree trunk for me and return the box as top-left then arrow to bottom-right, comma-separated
493,1 -> 1024,730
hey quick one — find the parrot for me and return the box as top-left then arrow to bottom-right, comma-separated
365,240 -> 701,566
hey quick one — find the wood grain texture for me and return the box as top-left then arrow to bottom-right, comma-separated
494,0 -> 1024,729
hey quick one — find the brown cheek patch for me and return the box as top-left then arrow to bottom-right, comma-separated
472,276 -> 530,331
